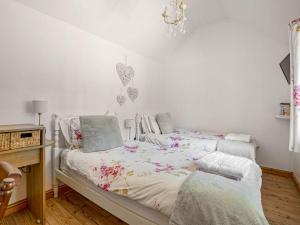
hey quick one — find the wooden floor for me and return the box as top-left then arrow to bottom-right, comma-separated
1,172 -> 300,225
261,173 -> 300,225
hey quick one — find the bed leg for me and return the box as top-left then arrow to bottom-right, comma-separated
53,180 -> 59,198
52,114 -> 60,199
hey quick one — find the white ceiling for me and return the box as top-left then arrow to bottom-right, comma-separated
14,0 -> 300,60
220,0 -> 300,45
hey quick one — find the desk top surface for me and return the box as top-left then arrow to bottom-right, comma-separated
0,124 -> 44,132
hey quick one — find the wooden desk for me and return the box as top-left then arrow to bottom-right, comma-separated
0,124 -> 45,224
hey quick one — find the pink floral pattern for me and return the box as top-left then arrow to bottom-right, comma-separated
152,198 -> 161,209
155,164 -> 175,172
124,145 -> 139,153
151,162 -> 175,172
74,130 -> 82,140
170,136 -> 183,141
169,136 -> 183,148
94,162 -> 124,191
69,118 -> 82,149
63,140 -> 207,216
158,147 -> 168,151
294,85 -> 300,107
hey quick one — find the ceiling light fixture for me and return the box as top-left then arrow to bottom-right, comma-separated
162,0 -> 187,36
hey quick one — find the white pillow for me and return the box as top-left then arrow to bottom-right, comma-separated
225,133 -> 251,143
148,115 -> 161,134
156,113 -> 175,134
141,114 -> 152,134
69,117 -> 82,149
59,117 -> 82,149
217,140 -> 256,161
135,113 -> 142,140
59,117 -> 73,145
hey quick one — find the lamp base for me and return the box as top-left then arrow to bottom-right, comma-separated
38,113 -> 41,126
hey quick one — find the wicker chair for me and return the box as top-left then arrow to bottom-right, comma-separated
0,161 -> 22,219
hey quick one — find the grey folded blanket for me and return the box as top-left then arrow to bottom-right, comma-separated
169,171 -> 269,225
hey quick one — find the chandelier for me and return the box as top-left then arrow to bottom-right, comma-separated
162,0 -> 187,36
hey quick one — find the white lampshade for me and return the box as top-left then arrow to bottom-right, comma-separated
32,100 -> 48,114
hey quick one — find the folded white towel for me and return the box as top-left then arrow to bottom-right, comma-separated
195,152 -> 253,180
225,133 -> 251,143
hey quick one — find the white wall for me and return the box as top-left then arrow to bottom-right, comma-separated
165,20 -> 292,171
0,0 -> 165,202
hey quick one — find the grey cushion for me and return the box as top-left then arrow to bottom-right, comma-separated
79,115 -> 123,152
156,113 -> 175,134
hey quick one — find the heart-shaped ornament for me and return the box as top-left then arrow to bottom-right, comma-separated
116,63 -> 135,87
127,87 -> 139,102
116,95 -> 126,106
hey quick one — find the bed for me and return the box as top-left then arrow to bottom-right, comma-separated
138,129 -> 258,160
52,114 -> 170,225
52,114 -> 267,225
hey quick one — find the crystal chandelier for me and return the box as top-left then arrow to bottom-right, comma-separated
162,0 -> 187,36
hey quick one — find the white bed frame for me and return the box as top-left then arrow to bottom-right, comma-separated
51,114 -> 169,225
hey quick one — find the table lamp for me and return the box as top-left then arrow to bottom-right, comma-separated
124,119 -> 135,141
32,100 -> 48,125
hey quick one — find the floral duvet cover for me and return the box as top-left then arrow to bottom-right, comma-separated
140,129 -> 221,151
61,141 -> 211,216
140,129 -> 257,160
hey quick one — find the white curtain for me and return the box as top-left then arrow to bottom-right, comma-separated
289,18 -> 300,152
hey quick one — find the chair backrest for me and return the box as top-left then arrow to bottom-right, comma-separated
0,161 -> 22,219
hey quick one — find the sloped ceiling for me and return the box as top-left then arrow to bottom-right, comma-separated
14,0 -> 300,60
14,0 -> 226,60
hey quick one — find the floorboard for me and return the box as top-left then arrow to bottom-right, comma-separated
262,173 -> 300,225
1,172 -> 299,225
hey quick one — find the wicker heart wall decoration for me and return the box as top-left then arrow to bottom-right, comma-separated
127,87 -> 139,102
116,95 -> 126,106
116,63 -> 135,87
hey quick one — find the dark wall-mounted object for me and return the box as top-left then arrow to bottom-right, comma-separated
279,54 -> 290,84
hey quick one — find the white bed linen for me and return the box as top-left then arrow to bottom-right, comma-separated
60,141 -> 262,217
196,151 -> 255,180
217,139 -> 257,160
140,129 -> 257,160
225,133 -> 252,143
140,132 -> 218,152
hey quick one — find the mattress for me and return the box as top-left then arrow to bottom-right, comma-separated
60,140 -> 263,217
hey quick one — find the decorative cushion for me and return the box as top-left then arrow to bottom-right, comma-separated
80,115 -> 123,152
69,117 -> 82,149
59,118 -> 73,145
141,114 -> 152,134
148,115 -> 161,134
135,113 -> 142,140
156,113 -> 175,134
59,117 -> 82,149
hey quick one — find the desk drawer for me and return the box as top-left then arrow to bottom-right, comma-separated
10,130 -> 41,149
0,133 -> 10,151
0,149 -> 40,167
